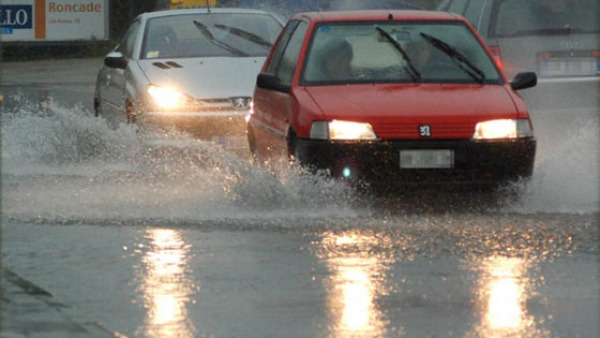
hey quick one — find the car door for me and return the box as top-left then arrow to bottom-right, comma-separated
101,20 -> 141,125
252,20 -> 309,159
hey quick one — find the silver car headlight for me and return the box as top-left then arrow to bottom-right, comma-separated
473,119 -> 533,140
310,120 -> 377,140
147,85 -> 186,109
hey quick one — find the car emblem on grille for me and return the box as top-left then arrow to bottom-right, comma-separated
230,97 -> 251,110
419,125 -> 431,137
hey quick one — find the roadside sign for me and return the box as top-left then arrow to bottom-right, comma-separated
168,0 -> 218,9
0,0 -> 108,42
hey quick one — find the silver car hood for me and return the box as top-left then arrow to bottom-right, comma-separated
139,57 -> 265,99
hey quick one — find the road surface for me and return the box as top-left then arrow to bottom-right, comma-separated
1,57 -> 598,338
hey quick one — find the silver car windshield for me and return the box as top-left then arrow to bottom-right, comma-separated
494,0 -> 600,37
302,22 -> 502,85
141,13 -> 282,59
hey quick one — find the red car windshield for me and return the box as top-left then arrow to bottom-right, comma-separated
493,0 -> 600,37
301,21 -> 502,86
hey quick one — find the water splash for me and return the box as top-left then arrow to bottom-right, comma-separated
3,96 -> 597,224
1,99 -> 361,224
1,98 -> 139,175
509,117 -> 599,214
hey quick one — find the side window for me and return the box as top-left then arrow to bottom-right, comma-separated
274,21 -> 308,85
266,21 -> 301,74
445,0 -> 469,15
463,0 -> 485,30
119,21 -> 141,58
437,0 -> 452,11
477,0 -> 494,39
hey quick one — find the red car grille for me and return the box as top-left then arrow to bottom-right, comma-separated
374,122 -> 475,139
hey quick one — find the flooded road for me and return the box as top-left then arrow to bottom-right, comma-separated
2,214 -> 598,337
1,58 -> 599,337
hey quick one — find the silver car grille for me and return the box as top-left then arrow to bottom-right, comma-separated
187,97 -> 252,112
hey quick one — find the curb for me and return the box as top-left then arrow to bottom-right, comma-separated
1,268 -> 120,338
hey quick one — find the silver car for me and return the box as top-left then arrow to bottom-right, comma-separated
437,0 -> 599,112
94,8 -> 283,148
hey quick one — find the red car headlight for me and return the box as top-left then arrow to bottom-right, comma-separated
310,120 -> 377,140
473,119 -> 533,140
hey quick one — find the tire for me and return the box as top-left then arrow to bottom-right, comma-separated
93,98 -> 101,117
247,125 -> 258,162
126,100 -> 137,124
287,130 -> 300,165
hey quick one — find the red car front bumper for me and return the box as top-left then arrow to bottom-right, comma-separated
295,137 -> 536,190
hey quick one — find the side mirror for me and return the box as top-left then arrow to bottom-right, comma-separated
256,72 -> 290,93
104,51 -> 127,69
510,72 -> 537,91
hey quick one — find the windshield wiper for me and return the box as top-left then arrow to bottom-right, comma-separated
420,32 -> 485,83
213,24 -> 273,49
375,25 -> 421,83
193,20 -> 248,57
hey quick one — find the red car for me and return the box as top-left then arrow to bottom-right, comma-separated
247,10 -> 537,190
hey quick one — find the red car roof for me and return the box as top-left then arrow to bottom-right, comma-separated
290,10 -> 462,23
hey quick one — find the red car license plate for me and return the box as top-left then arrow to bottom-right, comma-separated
400,150 -> 454,169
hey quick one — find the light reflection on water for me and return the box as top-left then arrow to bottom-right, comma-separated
469,255 -> 549,338
317,231 -> 396,337
316,230 -> 558,337
486,257 -> 526,330
137,228 -> 197,338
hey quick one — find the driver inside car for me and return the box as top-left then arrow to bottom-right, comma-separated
321,39 -> 355,81
146,24 -> 178,58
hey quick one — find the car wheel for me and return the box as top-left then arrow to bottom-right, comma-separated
126,100 -> 137,124
247,125 -> 258,162
93,98 -> 101,117
287,130 -> 301,165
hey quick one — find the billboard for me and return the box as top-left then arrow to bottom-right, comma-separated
0,0 -> 108,42
168,0 -> 218,9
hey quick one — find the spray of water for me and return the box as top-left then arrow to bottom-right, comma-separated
1,99 -> 362,224
508,116 -> 599,214
2,97 -> 139,175
2,96 -> 597,224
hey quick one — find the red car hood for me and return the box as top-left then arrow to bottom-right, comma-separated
304,84 -> 520,139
